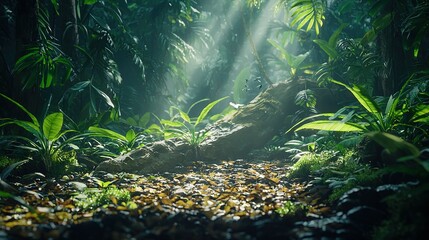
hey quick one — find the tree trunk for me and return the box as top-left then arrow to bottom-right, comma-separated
95,81 -> 302,174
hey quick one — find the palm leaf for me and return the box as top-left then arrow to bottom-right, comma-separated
290,0 -> 325,35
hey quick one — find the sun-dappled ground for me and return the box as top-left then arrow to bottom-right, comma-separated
0,159 -> 331,239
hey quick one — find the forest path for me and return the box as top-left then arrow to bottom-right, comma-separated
1,159 -> 331,239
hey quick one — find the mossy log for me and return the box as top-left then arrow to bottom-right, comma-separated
95,81 -> 302,173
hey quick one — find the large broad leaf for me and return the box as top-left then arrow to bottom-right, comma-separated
125,129 -> 136,142
88,126 -> 127,142
331,80 -> 382,119
43,113 -> 64,141
287,113 -> 336,133
195,96 -> 228,126
366,132 -> 420,158
295,120 -> 365,132
0,93 -> 39,127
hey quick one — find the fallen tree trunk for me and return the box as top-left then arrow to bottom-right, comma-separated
95,81 -> 302,173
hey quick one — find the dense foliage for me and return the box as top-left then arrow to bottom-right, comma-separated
1,0 -> 428,239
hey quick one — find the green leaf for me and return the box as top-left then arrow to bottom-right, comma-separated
0,190 -> 32,210
361,29 -> 376,45
0,93 -> 39,127
0,160 -> 28,179
92,85 -> 115,108
295,120 -> 365,132
287,113 -> 336,133
195,96 -> 228,126
179,110 -> 191,123
43,113 -> 63,141
331,80 -> 382,118
328,23 -> 346,47
187,99 -> 209,114
373,13 -> 394,31
160,120 -> 185,128
139,112 -> 151,127
313,39 -> 338,59
295,89 -> 316,108
0,120 -> 40,137
366,132 -> 420,158
411,105 -> 429,123
88,126 -> 127,142
84,0 -> 98,5
125,129 -> 136,142
70,81 -> 90,91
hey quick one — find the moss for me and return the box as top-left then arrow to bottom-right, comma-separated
287,150 -> 337,179
75,186 -> 131,210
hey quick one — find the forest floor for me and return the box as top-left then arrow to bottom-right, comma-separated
0,159 -> 334,240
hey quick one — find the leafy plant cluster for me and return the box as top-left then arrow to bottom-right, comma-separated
0,92 -> 227,176
149,97 -> 228,149
275,200 -> 307,217
73,179 -> 133,210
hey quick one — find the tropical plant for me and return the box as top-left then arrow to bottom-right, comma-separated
73,179 -> 133,210
0,93 -> 84,175
154,97 -> 228,150
276,200 -> 307,217
288,77 -> 429,138
273,0 -> 326,35
0,160 -> 35,210
13,3 -> 72,90
87,126 -> 146,155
